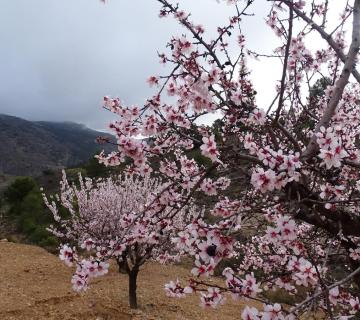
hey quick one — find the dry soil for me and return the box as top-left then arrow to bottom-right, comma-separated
0,242 -> 260,320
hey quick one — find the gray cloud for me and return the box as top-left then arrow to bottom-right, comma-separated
0,0 -> 285,130
1,0 -> 162,129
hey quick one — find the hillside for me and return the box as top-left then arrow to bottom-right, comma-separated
0,242 -> 259,320
0,114 -> 114,176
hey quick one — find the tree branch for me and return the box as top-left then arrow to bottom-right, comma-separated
274,3 -> 294,121
286,2 -> 360,83
301,0 -> 360,161
290,265 -> 360,314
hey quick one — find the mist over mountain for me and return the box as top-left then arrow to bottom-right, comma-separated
0,114 -> 114,176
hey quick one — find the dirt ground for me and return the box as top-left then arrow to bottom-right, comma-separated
0,242 -> 260,319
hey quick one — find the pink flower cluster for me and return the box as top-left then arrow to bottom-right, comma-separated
86,0 -> 360,317
316,126 -> 348,169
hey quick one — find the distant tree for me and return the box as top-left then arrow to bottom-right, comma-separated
3,176 -> 57,247
4,177 -> 37,205
84,153 -> 110,178
44,172 -> 198,309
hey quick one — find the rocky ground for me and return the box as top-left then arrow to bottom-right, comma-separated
0,242 -> 260,320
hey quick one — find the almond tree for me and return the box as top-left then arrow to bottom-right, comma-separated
44,172 -> 198,308
96,0 -> 360,318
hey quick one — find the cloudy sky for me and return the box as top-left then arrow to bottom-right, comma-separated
0,0 -> 348,131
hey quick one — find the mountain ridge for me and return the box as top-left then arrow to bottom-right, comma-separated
0,114 -> 114,176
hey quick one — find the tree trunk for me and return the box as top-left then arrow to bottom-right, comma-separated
116,259 -> 128,274
128,268 -> 139,309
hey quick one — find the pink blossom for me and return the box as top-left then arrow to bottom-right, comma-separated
251,168 -> 276,193
164,279 -> 193,298
349,248 -> 360,261
71,273 -> 88,292
191,259 -> 215,277
200,178 -> 217,196
59,245 -> 75,267
147,76 -> 159,87
329,286 -> 339,305
200,135 -> 220,162
241,306 -> 260,320
200,287 -> 224,308
262,304 -> 284,320
318,147 -> 347,169
81,238 -> 95,251
350,297 -> 360,312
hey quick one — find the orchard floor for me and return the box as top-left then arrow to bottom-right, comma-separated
0,242 -> 261,320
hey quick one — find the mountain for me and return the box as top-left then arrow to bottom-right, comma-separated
0,114 -> 115,176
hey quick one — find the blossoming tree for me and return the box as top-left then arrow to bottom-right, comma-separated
43,172 -> 198,308
98,0 -> 359,318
